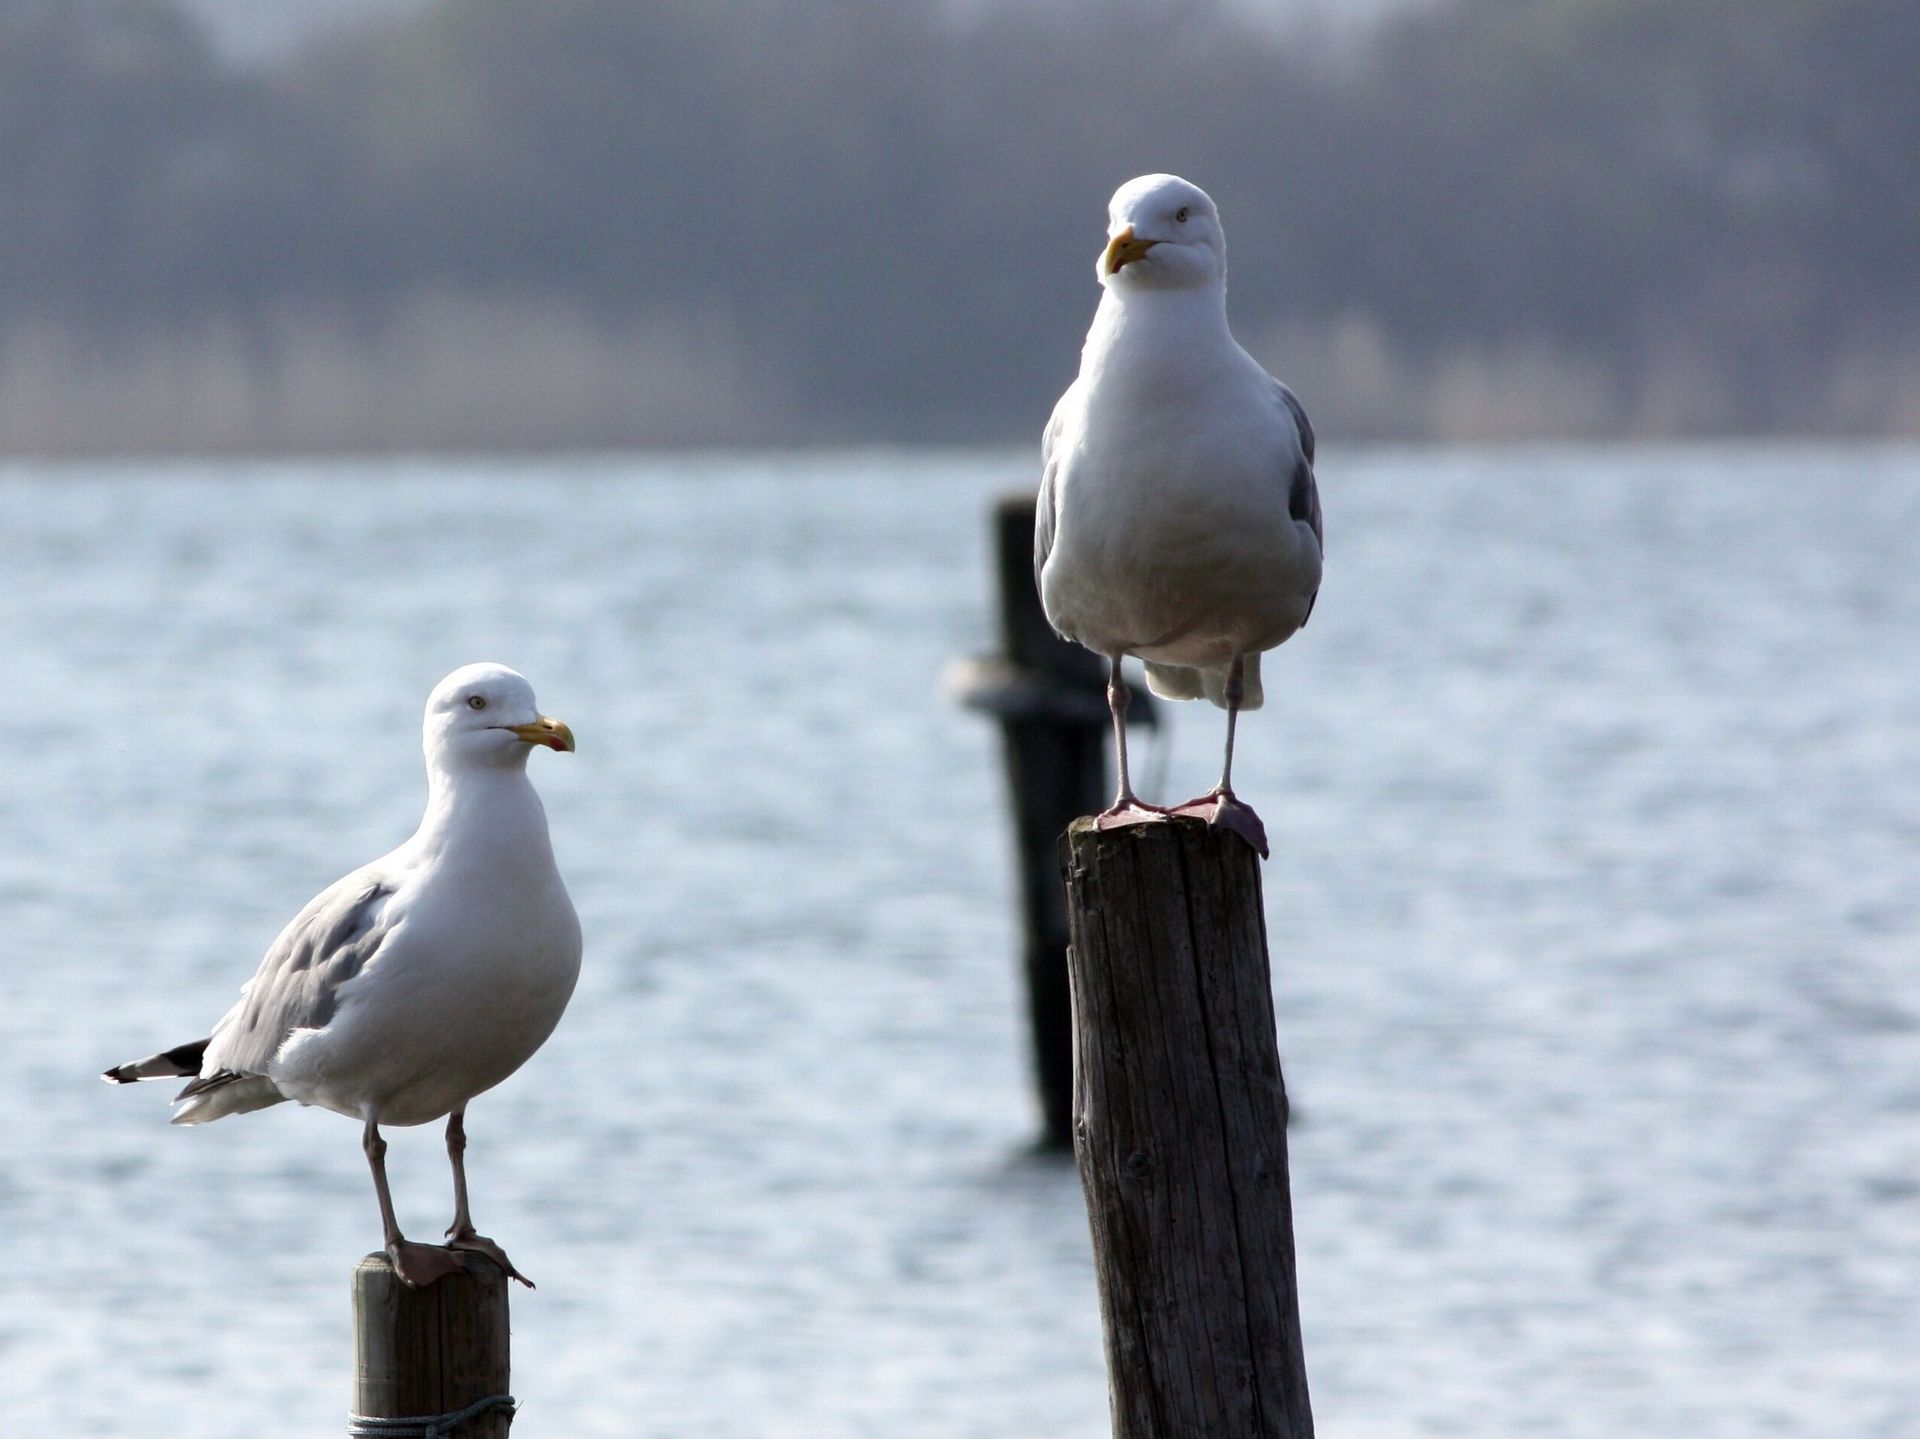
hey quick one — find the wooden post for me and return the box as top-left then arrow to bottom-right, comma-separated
352,1252 -> 514,1436
949,492 -> 1154,1150
1063,815 -> 1313,1439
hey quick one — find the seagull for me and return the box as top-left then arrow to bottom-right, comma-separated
1035,173 -> 1323,856
105,663 -> 582,1289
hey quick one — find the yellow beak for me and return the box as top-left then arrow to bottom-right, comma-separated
1103,226 -> 1159,274
509,715 -> 576,753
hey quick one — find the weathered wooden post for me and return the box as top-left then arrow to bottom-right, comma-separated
350,1252 -> 514,1437
949,492 -> 1156,1150
1063,815 -> 1313,1439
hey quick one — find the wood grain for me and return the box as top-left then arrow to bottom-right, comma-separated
1063,815 -> 1312,1439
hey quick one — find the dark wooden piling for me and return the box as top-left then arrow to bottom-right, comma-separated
949,492 -> 1154,1150
352,1252 -> 514,1436
1063,815 -> 1313,1439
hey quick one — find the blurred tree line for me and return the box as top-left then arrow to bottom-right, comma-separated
2,0 -> 1915,451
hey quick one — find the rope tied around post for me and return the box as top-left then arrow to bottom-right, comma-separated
347,1393 -> 516,1436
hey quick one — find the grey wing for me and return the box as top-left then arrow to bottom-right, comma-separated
1034,389 -> 1072,596
1276,381 -> 1323,627
179,874 -> 398,1099
1278,381 -> 1315,467
1277,380 -> 1323,556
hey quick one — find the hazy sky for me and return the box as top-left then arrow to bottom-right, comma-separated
180,0 -> 1421,60
179,0 -> 418,58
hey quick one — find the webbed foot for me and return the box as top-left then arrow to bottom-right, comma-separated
387,1238 -> 466,1288
446,1226 -> 534,1288
1169,790 -> 1269,858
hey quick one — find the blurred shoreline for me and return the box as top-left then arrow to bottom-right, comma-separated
7,0 -> 1915,455
6,302 -> 1916,459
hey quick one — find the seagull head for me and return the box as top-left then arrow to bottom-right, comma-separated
424,662 -> 575,771
1097,174 -> 1225,293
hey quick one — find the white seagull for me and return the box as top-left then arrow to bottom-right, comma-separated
1036,173 -> 1323,856
106,663 -> 582,1288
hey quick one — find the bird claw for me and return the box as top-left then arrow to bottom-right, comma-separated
1169,790 -> 1269,858
387,1238 -> 467,1289
1093,798 -> 1173,832
446,1227 -> 535,1288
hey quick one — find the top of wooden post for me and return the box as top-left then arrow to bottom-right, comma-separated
353,1251 -> 513,1437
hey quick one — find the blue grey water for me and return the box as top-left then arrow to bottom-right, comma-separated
2,446 -> 1917,1437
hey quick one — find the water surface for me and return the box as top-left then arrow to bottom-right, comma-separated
3,445 -> 1917,1436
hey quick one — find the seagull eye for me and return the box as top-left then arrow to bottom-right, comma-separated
467,696 -> 487,711
1175,206 -> 1190,223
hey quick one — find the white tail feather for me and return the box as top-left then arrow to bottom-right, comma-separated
1145,654 -> 1263,711
1144,661 -> 1204,700
170,1076 -> 286,1125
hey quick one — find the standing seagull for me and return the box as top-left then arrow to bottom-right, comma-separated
1036,173 -> 1323,856
105,663 -> 582,1288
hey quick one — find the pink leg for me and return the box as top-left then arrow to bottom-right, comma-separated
443,1110 -> 534,1288
1095,654 -> 1171,832
1170,655 -> 1268,857
364,1116 -> 464,1288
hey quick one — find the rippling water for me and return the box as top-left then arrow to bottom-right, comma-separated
3,445 -> 1918,1437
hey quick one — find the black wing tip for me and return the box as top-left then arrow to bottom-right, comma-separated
175,1069 -> 245,1101
102,1037 -> 213,1086
1288,466 -> 1315,524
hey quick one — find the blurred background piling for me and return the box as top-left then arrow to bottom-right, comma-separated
947,493 -> 1158,1151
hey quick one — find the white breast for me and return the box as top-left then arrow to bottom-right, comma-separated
1043,338 -> 1317,666
269,791 -> 583,1127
